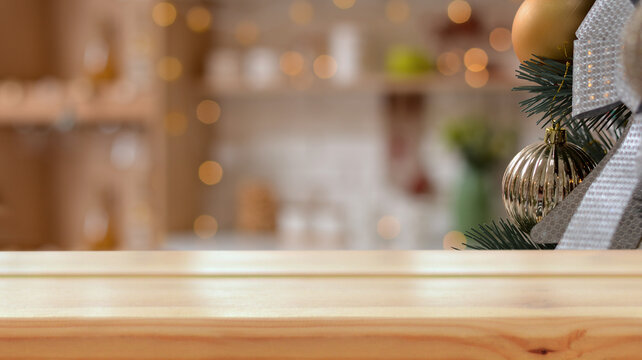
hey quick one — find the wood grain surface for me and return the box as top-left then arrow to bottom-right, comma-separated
0,251 -> 641,359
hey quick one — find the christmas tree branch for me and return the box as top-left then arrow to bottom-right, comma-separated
465,56 -> 632,250
514,56 -> 573,126
464,219 -> 555,250
566,121 -> 621,163
513,56 -> 631,133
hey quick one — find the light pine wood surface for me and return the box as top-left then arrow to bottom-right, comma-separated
1,251 -> 641,359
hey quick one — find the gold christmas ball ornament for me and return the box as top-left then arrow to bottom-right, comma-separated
502,127 -> 596,233
511,0 -> 595,63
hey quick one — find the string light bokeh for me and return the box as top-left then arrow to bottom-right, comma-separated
377,216 -> 401,240
152,1 -> 177,27
280,51 -> 305,77
196,100 -> 221,125
463,48 -> 488,72
0,0 -> 526,250
313,55 -> 338,79
489,27 -> 512,52
447,0 -> 472,24
437,52 -> 462,76
333,0 -> 356,10
465,68 -> 490,88
193,215 -> 219,239
156,56 -> 183,82
186,6 -> 212,33
199,161 -> 224,186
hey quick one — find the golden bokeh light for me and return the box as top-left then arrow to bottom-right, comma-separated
442,231 -> 466,250
235,20 -> 260,46
386,0 -> 410,23
436,52 -> 461,76
289,0 -> 314,25
447,0 -> 472,24
186,6 -> 212,33
333,0 -> 356,9
313,55 -> 338,79
196,99 -> 221,124
164,112 -> 187,136
489,27 -> 512,52
152,2 -> 177,27
199,161 -> 223,185
193,215 -> 218,239
156,56 -> 183,81
280,51 -> 305,76
465,68 -> 489,88
463,48 -> 488,72
377,216 -> 401,240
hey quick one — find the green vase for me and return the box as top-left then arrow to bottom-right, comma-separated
453,165 -> 492,232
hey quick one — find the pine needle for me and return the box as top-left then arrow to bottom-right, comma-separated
464,219 -> 556,250
513,56 -> 632,132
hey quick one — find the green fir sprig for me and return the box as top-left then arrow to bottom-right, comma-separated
514,56 -> 631,133
464,219 -> 556,250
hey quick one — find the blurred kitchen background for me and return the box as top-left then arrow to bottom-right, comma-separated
0,0 -> 540,250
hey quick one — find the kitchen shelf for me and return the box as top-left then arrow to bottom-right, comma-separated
0,95 -> 155,127
205,74 -> 522,99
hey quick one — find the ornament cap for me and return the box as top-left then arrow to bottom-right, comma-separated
545,127 -> 567,144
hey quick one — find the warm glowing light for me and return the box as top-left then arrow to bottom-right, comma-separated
156,56 -> 183,81
194,215 -> 218,239
313,55 -> 338,79
333,0 -> 356,9
164,112 -> 187,136
443,231 -> 466,250
235,20 -> 260,46
386,0 -> 410,23
289,0 -> 314,25
186,6 -> 212,33
465,68 -> 489,88
280,51 -> 305,76
463,48 -> 488,72
196,100 -> 221,124
199,161 -> 223,185
489,27 -> 512,52
377,216 -> 401,240
447,0 -> 471,24
436,52 -> 461,76
152,2 -> 177,27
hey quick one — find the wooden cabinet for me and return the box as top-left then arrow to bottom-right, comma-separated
0,0 -> 165,249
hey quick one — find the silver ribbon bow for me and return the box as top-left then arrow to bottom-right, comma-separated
532,0 -> 642,249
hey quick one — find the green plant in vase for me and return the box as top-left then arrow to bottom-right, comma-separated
443,115 -> 516,232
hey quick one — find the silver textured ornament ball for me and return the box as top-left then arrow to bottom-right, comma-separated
502,127 -> 596,233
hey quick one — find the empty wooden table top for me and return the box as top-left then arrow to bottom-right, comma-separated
1,251 -> 641,359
